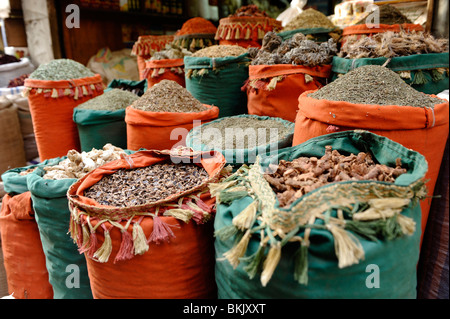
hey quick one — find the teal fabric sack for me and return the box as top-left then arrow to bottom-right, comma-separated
332,53 -> 449,95
184,53 -> 250,118
186,114 -> 295,166
213,130 -> 428,299
73,108 -> 127,151
1,158 -> 61,195
26,162 -> 93,299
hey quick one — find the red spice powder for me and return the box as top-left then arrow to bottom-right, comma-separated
176,17 -> 217,36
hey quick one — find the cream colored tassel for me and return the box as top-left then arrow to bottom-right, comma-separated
222,229 -> 252,269
328,224 -> 364,268
260,241 -> 281,287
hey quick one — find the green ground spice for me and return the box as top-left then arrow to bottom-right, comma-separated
29,59 -> 95,80
198,116 -> 292,149
309,65 -> 443,108
76,89 -> 139,111
130,80 -> 207,113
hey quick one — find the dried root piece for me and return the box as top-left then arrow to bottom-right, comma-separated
264,146 -> 408,207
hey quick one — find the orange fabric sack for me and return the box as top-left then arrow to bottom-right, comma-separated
215,16 -> 282,48
243,64 -> 332,122
23,75 -> 104,160
66,148 -> 227,299
293,90 -> 449,240
125,104 -> 219,151
131,35 -> 175,80
0,192 -> 53,299
341,23 -> 424,45
143,59 -> 185,88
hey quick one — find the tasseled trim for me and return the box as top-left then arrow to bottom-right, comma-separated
142,66 -> 184,79
22,82 -> 104,100
215,18 -> 282,41
242,75 -> 287,92
69,193 -> 218,263
131,35 -> 175,56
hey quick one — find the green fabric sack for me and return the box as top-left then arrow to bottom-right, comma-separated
212,130 -> 428,299
332,53 -> 449,95
184,53 -> 250,118
106,78 -> 147,96
277,27 -> 340,42
185,114 -> 295,166
73,108 -> 127,151
26,159 -> 92,299
1,158 -> 61,195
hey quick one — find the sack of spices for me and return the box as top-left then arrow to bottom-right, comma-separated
26,144 -> 128,299
293,65 -> 449,243
130,35 -> 175,80
186,114 -> 294,166
213,130 -> 428,298
184,45 -> 250,118
66,148 -> 227,299
173,17 -> 218,53
277,8 -> 342,43
215,5 -> 282,49
0,161 -> 58,299
334,31 -> 449,94
73,89 -> 139,151
340,5 -> 423,45
142,43 -> 192,88
23,59 -> 104,160
125,80 -> 219,151
243,32 -> 335,122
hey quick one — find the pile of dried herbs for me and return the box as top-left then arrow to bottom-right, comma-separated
309,65 -> 443,108
264,145 -> 407,207
130,80 -> 207,113
339,30 -> 449,59
76,89 -> 139,111
283,8 -> 335,31
355,4 -> 412,25
150,43 -> 192,61
250,32 -> 338,66
230,4 -> 269,17
198,116 -> 292,149
192,45 -> 248,58
83,163 -> 209,207
29,59 -> 95,81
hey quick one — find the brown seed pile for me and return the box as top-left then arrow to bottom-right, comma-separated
230,4 -> 269,17
355,4 -> 412,25
309,65 -> 443,108
130,80 -> 207,113
283,8 -> 336,31
83,163 -> 209,207
192,45 -> 248,58
250,32 -> 337,66
264,146 -> 407,207
339,30 -> 449,59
